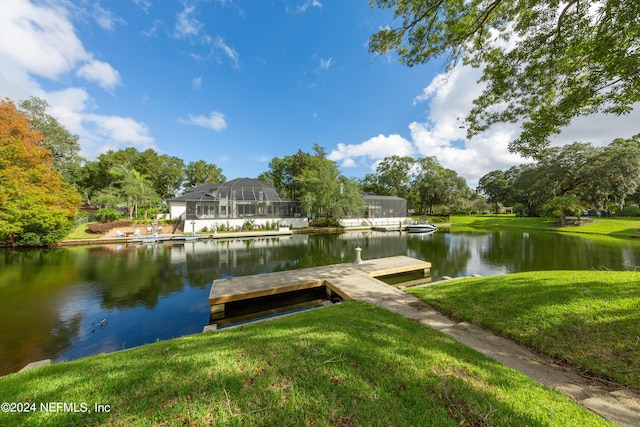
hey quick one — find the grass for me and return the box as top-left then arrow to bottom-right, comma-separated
0,302 -> 611,427
448,214 -> 640,238
65,223 -> 101,240
407,271 -> 640,391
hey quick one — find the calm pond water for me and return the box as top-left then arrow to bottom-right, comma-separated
2,229 -> 640,375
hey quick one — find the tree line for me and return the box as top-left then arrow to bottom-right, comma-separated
1,97 -> 225,246
2,94 -> 639,247
477,138 -> 640,221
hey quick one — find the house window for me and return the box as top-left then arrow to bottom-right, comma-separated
195,204 -> 216,218
237,204 -> 256,217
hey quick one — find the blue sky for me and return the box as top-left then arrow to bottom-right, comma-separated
2,0 -> 639,187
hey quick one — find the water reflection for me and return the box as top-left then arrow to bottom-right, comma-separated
1,230 -> 639,375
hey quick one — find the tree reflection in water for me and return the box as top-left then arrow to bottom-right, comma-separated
1,230 -> 639,375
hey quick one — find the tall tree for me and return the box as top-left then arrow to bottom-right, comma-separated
0,99 -> 81,246
543,196 -> 584,227
477,170 -> 512,212
296,154 -> 363,219
259,150 -> 311,199
411,157 -> 471,214
539,142 -> 597,196
78,148 -> 185,203
133,149 -> 185,201
112,166 -> 161,219
262,145 -> 364,219
580,143 -> 640,209
183,160 -> 226,188
511,164 -> 556,216
19,96 -> 83,183
369,0 -> 640,158
362,155 -> 414,198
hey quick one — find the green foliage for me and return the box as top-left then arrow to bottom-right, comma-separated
369,0 -> 640,157
77,147 -> 204,205
619,205 -> 640,217
361,155 -> 413,198
183,160 -> 226,188
542,196 -> 584,226
411,157 -> 471,214
242,218 -> 255,230
259,149 -> 312,200
19,96 -> 82,184
95,208 -> 121,222
361,155 -> 471,215
477,170 -> 511,211
264,144 -> 364,220
0,98 -> 81,247
265,219 -> 280,230
309,217 -> 343,228
479,139 -> 640,216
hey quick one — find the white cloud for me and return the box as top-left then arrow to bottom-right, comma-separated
328,134 -> 415,169
192,76 -> 202,89
214,36 -> 240,69
0,0 -> 156,160
179,111 -> 228,131
0,0 -> 89,79
287,1 -> 322,14
549,110 -> 640,147
76,60 -> 122,93
46,87 -> 94,137
133,0 -> 151,14
85,115 -> 153,143
319,57 -> 332,71
175,4 -> 201,38
93,5 -> 125,31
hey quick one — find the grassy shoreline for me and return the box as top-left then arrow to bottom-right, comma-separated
447,214 -> 640,239
0,302 -> 612,426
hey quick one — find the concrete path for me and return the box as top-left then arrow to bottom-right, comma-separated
335,275 -> 640,427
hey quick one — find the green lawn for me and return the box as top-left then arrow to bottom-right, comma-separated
65,222 -> 101,240
0,302 -> 611,427
448,214 -> 640,238
408,271 -> 640,391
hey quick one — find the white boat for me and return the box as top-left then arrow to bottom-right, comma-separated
404,222 -> 438,233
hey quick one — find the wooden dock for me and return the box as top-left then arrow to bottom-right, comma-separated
371,225 -> 402,232
208,256 -> 431,325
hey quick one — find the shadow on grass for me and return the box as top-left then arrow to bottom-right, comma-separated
408,271 -> 640,391
0,302 -> 610,426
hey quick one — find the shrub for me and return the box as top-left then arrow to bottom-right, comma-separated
619,205 -> 640,217
95,208 -> 121,222
243,219 -> 256,230
309,217 -> 343,228
87,220 -> 132,234
265,220 -> 280,230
